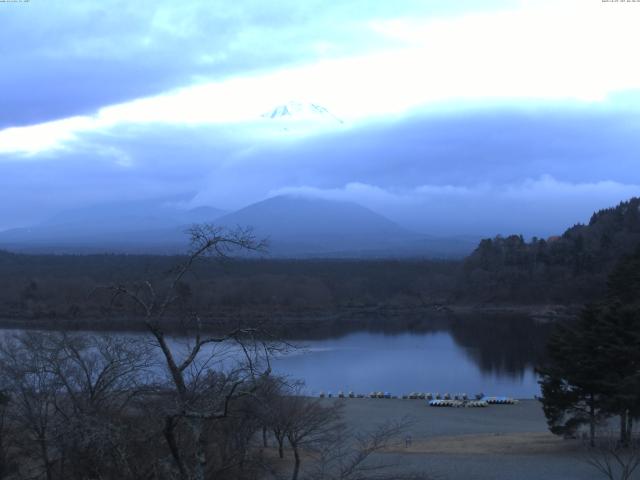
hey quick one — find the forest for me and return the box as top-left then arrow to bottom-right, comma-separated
0,197 -> 639,333
0,223 -> 421,480
0,199 -> 637,479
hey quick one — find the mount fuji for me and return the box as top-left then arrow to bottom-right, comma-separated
262,101 -> 343,127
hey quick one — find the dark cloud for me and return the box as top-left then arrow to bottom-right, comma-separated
0,0 -> 516,128
205,105 -> 640,188
3,104 -> 637,234
1,1 -> 637,236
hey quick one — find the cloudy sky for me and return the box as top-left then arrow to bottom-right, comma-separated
1,0 -> 639,236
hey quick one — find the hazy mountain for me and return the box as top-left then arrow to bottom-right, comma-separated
220,195 -> 404,239
0,200 -> 226,254
41,201 -> 225,229
0,195 -> 477,257
217,195 -> 476,257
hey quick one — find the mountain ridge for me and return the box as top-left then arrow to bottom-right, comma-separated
0,195 -> 476,258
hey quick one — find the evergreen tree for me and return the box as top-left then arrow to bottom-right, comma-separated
537,306 -> 608,446
538,246 -> 640,445
597,246 -> 640,445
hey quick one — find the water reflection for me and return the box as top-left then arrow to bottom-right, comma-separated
272,315 -> 551,398
0,314 -> 552,399
448,315 -> 552,378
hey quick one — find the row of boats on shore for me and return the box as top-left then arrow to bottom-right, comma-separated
318,391 -> 519,407
428,397 -> 518,407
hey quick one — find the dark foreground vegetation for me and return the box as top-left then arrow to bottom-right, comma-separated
537,245 -> 640,479
0,226 -> 422,480
0,199 -> 637,479
0,331 -> 425,480
0,198 -> 639,333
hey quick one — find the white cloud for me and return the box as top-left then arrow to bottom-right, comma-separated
0,116 -> 96,156
272,176 -> 640,204
269,182 -> 486,206
1,0 -> 639,156
269,176 -> 640,235
502,175 -> 640,199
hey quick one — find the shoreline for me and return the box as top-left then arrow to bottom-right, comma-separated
327,398 -> 600,479
0,302 -> 578,336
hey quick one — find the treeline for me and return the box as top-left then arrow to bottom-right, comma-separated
0,254 -> 458,330
461,197 -> 640,304
1,197 -> 640,330
0,227 -> 419,480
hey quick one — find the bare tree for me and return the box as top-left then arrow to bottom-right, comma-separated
584,434 -> 640,480
41,334 -> 152,414
252,376 -> 289,456
308,418 -> 427,480
0,333 -> 66,480
0,389 -> 11,479
106,224 -> 276,480
0,332 -> 155,480
43,334 -> 153,479
251,377 -> 295,460
284,396 -> 343,480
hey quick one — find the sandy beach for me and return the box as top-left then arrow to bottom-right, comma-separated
321,398 -> 603,480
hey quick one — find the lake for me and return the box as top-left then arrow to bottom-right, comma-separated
0,314 -> 552,399
273,329 -> 542,399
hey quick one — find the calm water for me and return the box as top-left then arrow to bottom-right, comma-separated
273,330 -> 541,398
1,315 -> 551,399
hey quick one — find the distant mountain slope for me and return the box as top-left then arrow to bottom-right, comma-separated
217,195 -> 476,258
41,201 -> 225,230
0,200 -> 226,254
0,195 -> 477,258
216,195 -> 413,256
219,195 -> 405,238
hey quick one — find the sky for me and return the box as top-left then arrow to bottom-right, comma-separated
1,0 -> 640,237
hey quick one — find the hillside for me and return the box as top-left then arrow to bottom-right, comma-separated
0,197 -> 639,330
216,195 -> 477,258
0,195 -> 475,258
460,197 -> 640,303
216,195 -> 416,256
0,201 -> 226,254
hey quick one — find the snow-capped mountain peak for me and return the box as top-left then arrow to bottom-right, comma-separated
262,101 -> 343,124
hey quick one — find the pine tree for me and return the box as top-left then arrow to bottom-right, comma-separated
538,306 -> 608,446
597,246 -> 640,445
538,246 -> 640,445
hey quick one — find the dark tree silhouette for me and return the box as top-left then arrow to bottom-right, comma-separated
538,246 -> 640,446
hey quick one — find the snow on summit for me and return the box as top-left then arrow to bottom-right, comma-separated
262,101 -> 344,131
264,101 -> 342,121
